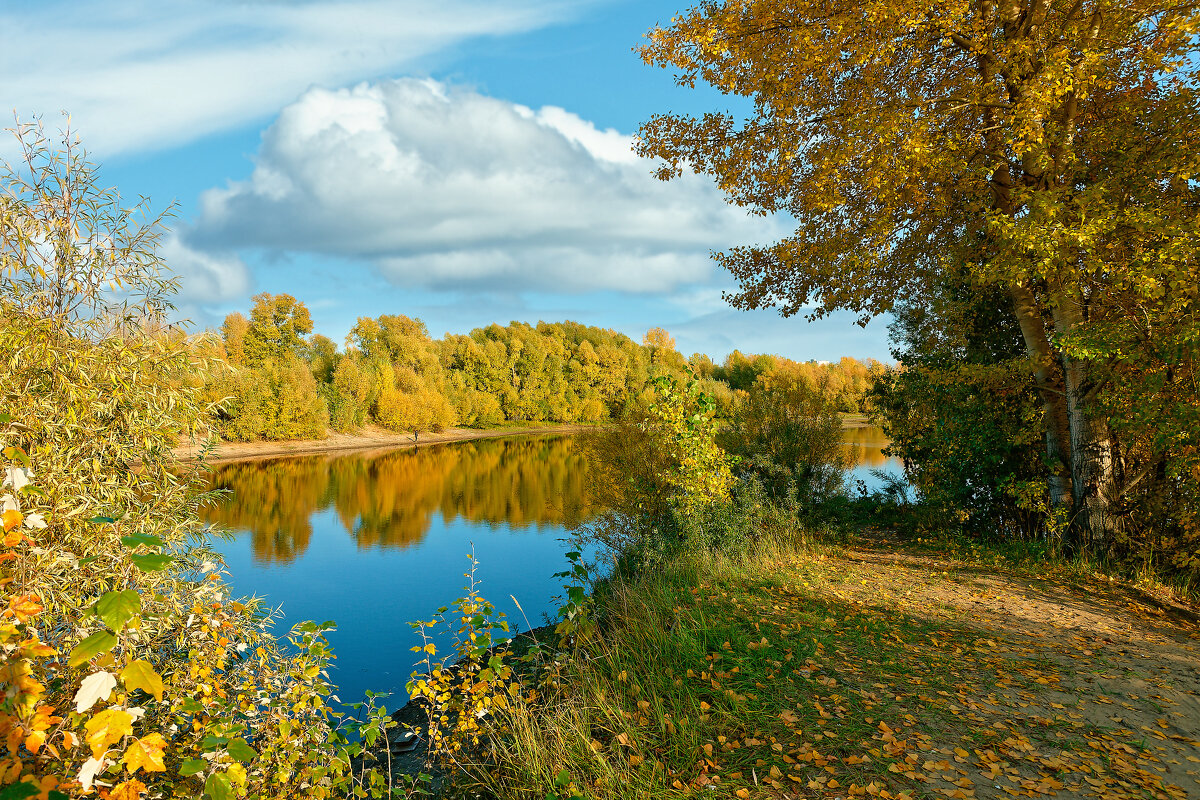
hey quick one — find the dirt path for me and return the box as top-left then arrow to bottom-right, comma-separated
172,424 -> 594,464
810,534 -> 1200,799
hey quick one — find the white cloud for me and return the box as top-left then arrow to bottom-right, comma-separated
1,0 -> 577,155
186,79 -> 781,294
159,233 -> 250,304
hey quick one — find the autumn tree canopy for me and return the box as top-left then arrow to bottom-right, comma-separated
638,0 -> 1200,550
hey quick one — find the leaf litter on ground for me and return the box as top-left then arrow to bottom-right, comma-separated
526,532 -> 1200,800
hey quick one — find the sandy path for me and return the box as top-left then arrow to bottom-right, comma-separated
819,534 -> 1200,799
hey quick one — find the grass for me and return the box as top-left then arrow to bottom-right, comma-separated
454,535 -> 1199,800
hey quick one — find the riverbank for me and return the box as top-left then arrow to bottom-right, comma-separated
173,423 -> 597,464
389,532 -> 1200,799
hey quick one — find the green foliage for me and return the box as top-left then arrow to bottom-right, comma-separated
581,375 -> 751,566
720,379 -> 851,506
869,284 -> 1048,540
640,375 -> 735,516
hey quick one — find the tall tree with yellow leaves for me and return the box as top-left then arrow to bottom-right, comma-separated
639,0 -> 1200,550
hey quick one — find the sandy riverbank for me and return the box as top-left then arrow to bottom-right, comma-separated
173,424 -> 596,465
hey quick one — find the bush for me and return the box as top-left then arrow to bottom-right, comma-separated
582,375 -> 739,565
327,355 -> 374,433
719,380 -> 851,506
0,123 -> 394,800
214,356 -> 328,441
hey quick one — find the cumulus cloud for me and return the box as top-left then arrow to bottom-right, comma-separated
187,79 -> 781,294
1,0 -> 575,155
158,233 -> 250,305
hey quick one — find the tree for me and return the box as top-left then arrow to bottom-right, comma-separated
638,0 -> 1200,548
243,292 -> 312,365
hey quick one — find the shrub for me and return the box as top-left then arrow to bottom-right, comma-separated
719,380 -> 851,506
327,356 -> 374,433
583,375 -> 738,564
0,122 -> 395,800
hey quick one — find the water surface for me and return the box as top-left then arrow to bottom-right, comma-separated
203,427 -> 900,707
202,435 -> 595,707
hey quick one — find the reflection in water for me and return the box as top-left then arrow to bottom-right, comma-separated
841,425 -> 904,490
841,425 -> 893,469
202,436 -> 596,563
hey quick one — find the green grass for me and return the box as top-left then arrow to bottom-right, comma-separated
468,542 -> 996,799
447,534 -> 1200,800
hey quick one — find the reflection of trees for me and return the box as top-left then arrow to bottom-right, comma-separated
202,456 -> 329,563
200,436 -> 596,562
840,426 -> 892,469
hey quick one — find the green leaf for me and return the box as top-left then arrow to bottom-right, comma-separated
204,771 -> 233,800
201,735 -> 230,752
120,532 -> 165,549
178,697 -> 204,713
0,783 -> 39,800
130,552 -> 173,572
85,516 -> 117,524
179,759 -> 207,777
68,630 -> 118,668
94,589 -> 141,632
226,737 -> 257,763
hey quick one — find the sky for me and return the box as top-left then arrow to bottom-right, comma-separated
3,0 -> 892,362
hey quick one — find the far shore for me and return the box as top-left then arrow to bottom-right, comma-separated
174,414 -> 877,465
173,423 -> 598,465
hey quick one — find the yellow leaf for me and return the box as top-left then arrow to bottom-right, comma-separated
9,594 -> 43,623
123,733 -> 166,774
120,660 -> 164,701
2,509 -> 22,532
736,789 -> 750,798
84,707 -> 134,759
111,778 -> 147,799
24,730 -> 46,753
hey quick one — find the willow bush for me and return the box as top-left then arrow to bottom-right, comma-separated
0,124 -> 403,799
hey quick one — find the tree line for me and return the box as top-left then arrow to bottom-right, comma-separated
200,292 -> 883,442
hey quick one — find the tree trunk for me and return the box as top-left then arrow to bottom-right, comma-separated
1008,283 -> 1073,510
1051,294 -> 1120,551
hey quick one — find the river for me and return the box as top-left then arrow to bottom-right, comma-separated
200,428 -> 900,707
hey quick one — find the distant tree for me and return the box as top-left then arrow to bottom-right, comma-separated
306,333 -> 339,384
327,355 -> 374,433
221,312 -> 250,366
243,292 -> 313,365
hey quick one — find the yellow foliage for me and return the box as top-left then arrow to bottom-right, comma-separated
122,734 -> 167,774
84,709 -> 133,759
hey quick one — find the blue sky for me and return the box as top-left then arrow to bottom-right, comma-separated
4,0 -> 891,362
